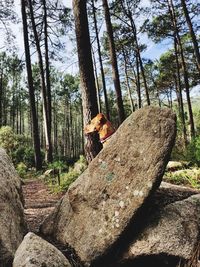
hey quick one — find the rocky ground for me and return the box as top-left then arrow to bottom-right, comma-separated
22,179 -> 64,233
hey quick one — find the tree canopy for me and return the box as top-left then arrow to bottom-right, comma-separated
0,0 -> 199,168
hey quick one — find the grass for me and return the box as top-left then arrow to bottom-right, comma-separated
47,169 -> 80,193
44,155 -> 87,193
164,168 -> 200,189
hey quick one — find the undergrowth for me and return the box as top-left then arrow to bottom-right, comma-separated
164,168 -> 200,189
44,155 -> 87,193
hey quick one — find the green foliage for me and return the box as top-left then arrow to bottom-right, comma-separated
59,155 -> 87,191
184,136 -> 200,166
0,126 -> 41,168
16,162 -> 27,178
146,14 -> 173,43
165,168 -> 200,189
0,126 -> 15,154
22,147 -> 37,168
73,155 -> 87,173
46,155 -> 87,193
11,139 -> 37,168
48,160 -> 67,172
60,169 -> 80,191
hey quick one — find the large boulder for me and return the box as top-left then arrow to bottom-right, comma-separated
13,232 -> 72,267
118,183 -> 200,267
0,148 -> 27,266
40,107 -> 176,266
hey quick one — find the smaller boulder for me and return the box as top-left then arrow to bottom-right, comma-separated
13,232 -> 72,267
122,192 -> 200,264
166,161 -> 185,171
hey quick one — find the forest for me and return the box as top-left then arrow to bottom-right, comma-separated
0,0 -> 200,190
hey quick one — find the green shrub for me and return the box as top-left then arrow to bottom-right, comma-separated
0,126 -> 15,155
60,169 -> 79,191
12,146 -> 43,168
16,162 -> 27,178
164,169 -> 200,189
0,127 -> 38,167
23,147 -> 36,168
46,156 -> 87,193
48,160 -> 68,172
73,155 -> 87,174
184,136 -> 200,166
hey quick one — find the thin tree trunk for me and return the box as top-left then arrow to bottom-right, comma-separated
73,0 -> 102,163
42,0 -> 53,161
174,36 -> 187,144
130,16 -> 150,106
131,54 -> 142,109
28,0 -> 53,162
168,0 -> 195,138
120,0 -> 150,106
21,0 -> 42,170
92,0 -> 110,120
16,95 -> 19,134
0,71 -> 3,127
19,94 -> 22,134
92,47 -> 101,113
0,54 -> 6,127
53,96 -> 58,155
3,88 -> 7,126
102,0 -> 125,124
181,0 -> 200,73
122,49 -> 135,112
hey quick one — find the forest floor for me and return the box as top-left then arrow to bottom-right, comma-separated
22,179 -> 64,233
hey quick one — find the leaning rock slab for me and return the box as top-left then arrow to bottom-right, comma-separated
122,193 -> 200,265
0,148 -> 27,266
40,107 -> 176,265
13,232 -> 72,267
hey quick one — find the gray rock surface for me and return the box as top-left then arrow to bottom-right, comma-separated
0,148 -> 27,266
13,232 -> 71,267
40,107 -> 176,265
123,193 -> 200,262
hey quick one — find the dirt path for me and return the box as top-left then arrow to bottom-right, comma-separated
22,179 -> 63,233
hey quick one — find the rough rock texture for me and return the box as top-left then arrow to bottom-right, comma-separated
13,232 -> 71,267
40,107 -> 176,266
122,193 -> 200,264
108,182 -> 200,267
0,148 -> 27,267
153,181 -> 200,207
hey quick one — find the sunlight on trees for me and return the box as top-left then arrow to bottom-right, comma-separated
0,0 -> 199,169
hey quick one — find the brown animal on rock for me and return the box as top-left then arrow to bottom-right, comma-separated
84,113 -> 115,146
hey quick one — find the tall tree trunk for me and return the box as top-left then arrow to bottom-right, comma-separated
42,0 -> 53,162
92,47 -> 101,113
21,0 -> 42,170
102,0 -> 125,124
53,95 -> 58,155
0,71 -> 3,127
73,0 -> 102,163
91,0 -> 110,120
129,15 -> 150,106
168,0 -> 195,138
19,93 -> 22,134
28,0 -> 52,162
0,54 -> 5,127
173,36 -> 187,144
120,0 -> 150,106
122,49 -> 135,112
180,0 -> 200,73
135,53 -> 142,108
3,87 -> 7,126
16,95 -> 19,134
